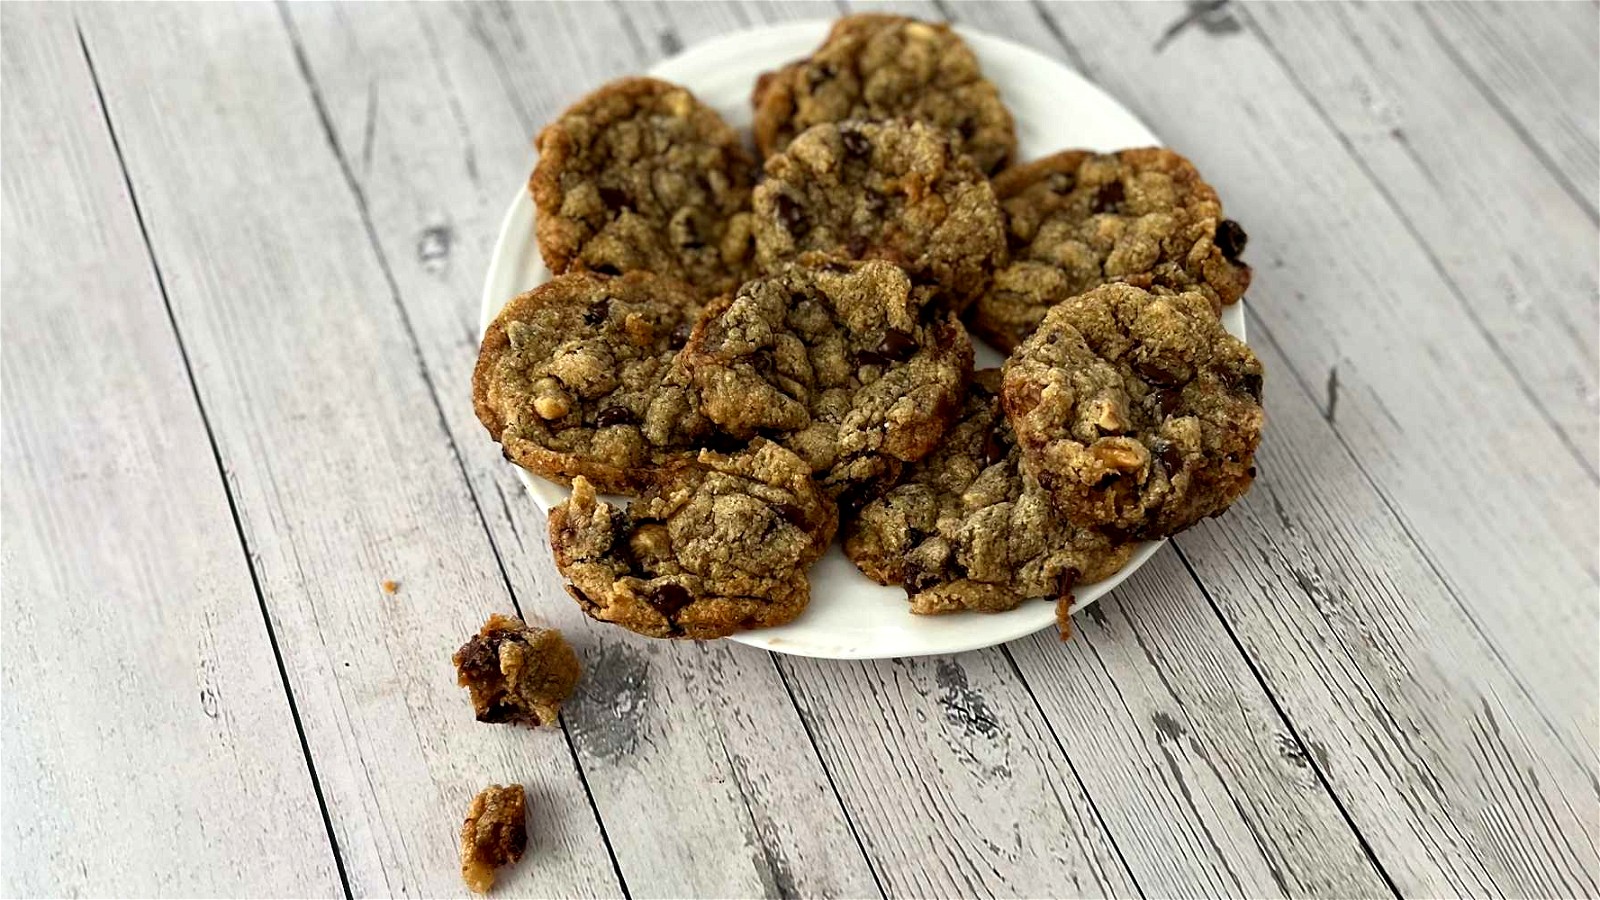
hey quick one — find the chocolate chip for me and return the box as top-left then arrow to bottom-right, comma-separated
1215,219 -> 1248,261
1135,356 -> 1181,386
478,701 -> 518,724
1155,440 -> 1185,476
647,582 -> 692,616
1237,372 -> 1263,401
583,298 -> 610,327
594,406 -> 635,428
881,329 -> 919,361
1246,465 -> 1258,478
598,186 -> 628,209
1092,180 -> 1125,213
981,429 -> 1006,466
775,194 -> 806,234
805,62 -> 837,91
1047,172 -> 1076,194
904,563 -> 937,593
855,348 -> 891,368
840,129 -> 871,158
1150,388 -> 1183,419
704,430 -> 747,454
1054,567 -> 1081,600
775,503 -> 809,530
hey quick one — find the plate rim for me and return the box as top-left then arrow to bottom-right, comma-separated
478,19 -> 1247,659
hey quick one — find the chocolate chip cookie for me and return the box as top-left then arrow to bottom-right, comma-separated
473,271 -> 709,496
548,441 -> 837,639
752,120 -> 1006,312
845,370 -> 1134,616
752,14 -> 1017,174
972,148 -> 1252,351
460,783 -> 527,894
532,77 -> 757,296
1002,283 -> 1263,537
453,614 -> 580,727
674,258 -> 973,497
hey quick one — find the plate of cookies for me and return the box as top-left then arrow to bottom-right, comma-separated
476,16 -> 1262,659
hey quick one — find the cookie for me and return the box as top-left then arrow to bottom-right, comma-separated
751,120 -> 1006,312
548,440 -> 838,639
453,614 -> 580,727
473,271 -> 709,496
460,783 -> 527,895
531,77 -> 757,296
752,14 -> 1017,174
845,370 -> 1134,616
675,258 -> 973,497
972,148 -> 1252,351
1001,283 -> 1264,537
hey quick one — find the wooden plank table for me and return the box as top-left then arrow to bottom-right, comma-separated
2,2 -> 1594,897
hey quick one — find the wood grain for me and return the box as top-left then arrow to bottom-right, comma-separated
74,4 -> 620,895
1032,0 -> 1597,765
1423,0 -> 1599,220
0,5 -> 342,895
1247,0 -> 1598,472
280,3 -> 880,895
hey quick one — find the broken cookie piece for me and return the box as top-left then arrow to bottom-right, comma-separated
548,440 -> 837,639
453,614 -> 580,727
460,783 -> 527,894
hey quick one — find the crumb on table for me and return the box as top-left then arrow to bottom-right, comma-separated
381,580 -> 399,594
453,613 -> 580,727
460,783 -> 527,894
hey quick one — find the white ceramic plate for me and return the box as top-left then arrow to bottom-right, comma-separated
481,21 -> 1246,659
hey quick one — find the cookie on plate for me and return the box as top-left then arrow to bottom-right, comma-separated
845,370 -> 1134,616
973,148 -> 1251,351
751,120 -> 1005,313
531,77 -> 757,296
675,257 -> 973,498
473,271 -> 709,496
1001,283 -> 1263,537
752,14 -> 1017,174
548,440 -> 837,639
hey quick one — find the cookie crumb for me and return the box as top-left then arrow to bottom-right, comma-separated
454,614 -> 580,726
381,580 -> 399,595
1056,598 -> 1074,641
460,783 -> 527,894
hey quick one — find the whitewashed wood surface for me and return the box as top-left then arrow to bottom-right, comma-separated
2,2 -> 1595,897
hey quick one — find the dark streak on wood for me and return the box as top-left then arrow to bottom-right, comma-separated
1153,0 -> 1242,54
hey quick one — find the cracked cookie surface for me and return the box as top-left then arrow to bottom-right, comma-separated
845,370 -> 1134,616
532,77 -> 757,296
973,148 -> 1251,351
1002,283 -> 1263,537
752,14 -> 1017,174
473,271 -> 709,496
675,258 -> 973,497
548,441 -> 838,639
453,614 -> 580,728
752,120 -> 1005,313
